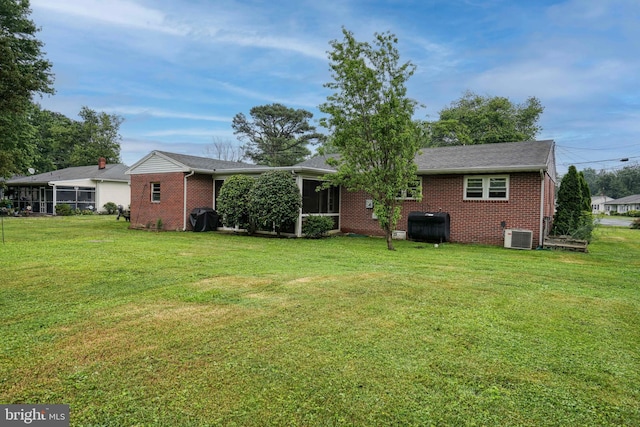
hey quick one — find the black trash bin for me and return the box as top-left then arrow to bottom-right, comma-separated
407,211 -> 450,243
189,207 -> 219,232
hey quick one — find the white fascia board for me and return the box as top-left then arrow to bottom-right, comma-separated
417,165 -> 548,175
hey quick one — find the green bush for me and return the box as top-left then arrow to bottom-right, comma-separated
80,209 -> 94,215
55,204 -> 74,216
249,170 -> 301,237
572,211 -> 596,242
626,210 -> 640,218
217,175 -> 256,231
631,218 -> 640,229
303,215 -> 335,238
103,202 -> 118,214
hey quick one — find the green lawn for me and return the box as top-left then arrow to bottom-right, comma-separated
1,216 -> 639,426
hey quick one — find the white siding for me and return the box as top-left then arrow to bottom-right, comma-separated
128,154 -> 187,174
96,181 -> 130,211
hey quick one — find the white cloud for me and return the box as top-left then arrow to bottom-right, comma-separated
105,107 -> 232,122
144,128 -> 234,138
31,0 -> 188,36
470,59 -> 631,100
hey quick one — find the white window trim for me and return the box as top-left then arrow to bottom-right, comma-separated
397,178 -> 422,201
151,182 -> 161,203
463,175 -> 509,201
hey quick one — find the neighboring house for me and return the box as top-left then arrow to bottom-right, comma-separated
127,140 -> 556,247
605,194 -> 640,214
4,158 -> 130,214
591,195 -> 615,214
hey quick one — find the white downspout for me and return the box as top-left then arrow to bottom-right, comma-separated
183,171 -> 195,231
295,174 -> 303,237
539,169 -> 545,247
52,184 -> 57,215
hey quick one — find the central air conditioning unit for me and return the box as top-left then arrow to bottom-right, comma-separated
504,229 -> 533,250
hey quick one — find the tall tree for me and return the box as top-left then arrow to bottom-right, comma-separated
28,103 -> 76,171
553,165 -> 593,240
70,106 -> 123,166
0,0 -> 54,177
319,28 -> 420,250
422,91 -> 543,147
579,171 -> 591,212
232,103 -> 324,167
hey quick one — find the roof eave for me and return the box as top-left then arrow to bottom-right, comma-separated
417,165 -> 549,175
209,166 -> 336,175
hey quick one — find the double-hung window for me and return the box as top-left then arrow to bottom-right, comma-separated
464,175 -> 508,200
151,183 -> 161,202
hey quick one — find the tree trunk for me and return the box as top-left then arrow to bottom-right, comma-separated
386,228 -> 395,250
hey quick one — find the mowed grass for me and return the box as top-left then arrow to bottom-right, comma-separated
1,216 -> 639,426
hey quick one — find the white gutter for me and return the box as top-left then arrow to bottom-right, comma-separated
212,166 -> 336,175
183,171 -> 195,231
417,165 -> 548,175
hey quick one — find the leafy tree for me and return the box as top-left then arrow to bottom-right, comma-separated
419,119 -> 471,147
24,105 -> 123,171
319,28 -> 420,250
28,103 -> 76,171
579,171 -> 591,212
581,167 -> 599,195
232,103 -> 324,167
70,106 -> 123,166
422,91 -> 543,147
580,165 -> 640,198
553,165 -> 593,240
216,175 -> 256,232
0,0 -> 54,177
249,170 -> 301,237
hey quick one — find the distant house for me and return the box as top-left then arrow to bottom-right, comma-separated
4,158 -> 130,214
605,194 -> 640,214
126,140 -> 556,247
591,195 -> 615,214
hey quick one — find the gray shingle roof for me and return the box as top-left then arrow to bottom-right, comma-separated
7,163 -> 130,185
295,140 -> 555,176
156,151 -> 262,171
605,194 -> 640,205
414,140 -> 555,173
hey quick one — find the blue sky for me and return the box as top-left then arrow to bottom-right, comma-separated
29,0 -> 640,175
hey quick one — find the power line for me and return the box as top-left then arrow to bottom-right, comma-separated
558,155 -> 640,166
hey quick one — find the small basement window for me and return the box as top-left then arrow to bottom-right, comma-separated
464,175 -> 509,200
151,183 -> 161,202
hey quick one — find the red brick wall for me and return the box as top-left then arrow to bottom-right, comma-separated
130,172 -> 185,231
185,174 -> 214,230
340,172 -> 546,246
130,173 -> 214,231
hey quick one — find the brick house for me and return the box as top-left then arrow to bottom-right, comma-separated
126,151 -> 337,232
126,140 -> 556,247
